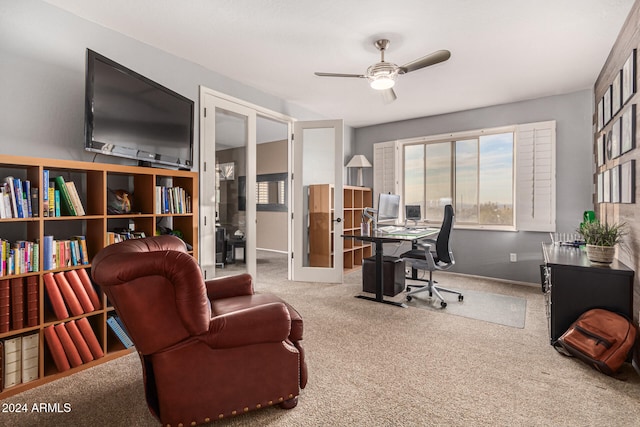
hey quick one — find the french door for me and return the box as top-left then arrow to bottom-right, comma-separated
292,120 -> 344,283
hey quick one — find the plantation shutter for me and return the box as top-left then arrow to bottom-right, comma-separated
373,141 -> 399,208
515,120 -> 556,232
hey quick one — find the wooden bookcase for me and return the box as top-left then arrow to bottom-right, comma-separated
308,184 -> 372,273
0,155 -> 198,398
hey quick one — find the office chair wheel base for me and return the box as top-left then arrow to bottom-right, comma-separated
440,301 -> 447,308
406,295 -> 413,302
458,295 -> 464,302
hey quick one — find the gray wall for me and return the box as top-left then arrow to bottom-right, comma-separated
0,0 -> 323,166
354,90 -> 594,284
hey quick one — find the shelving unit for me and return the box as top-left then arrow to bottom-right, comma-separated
308,184 -> 372,273
0,155 -> 198,398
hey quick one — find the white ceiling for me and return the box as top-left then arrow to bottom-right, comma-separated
43,0 -> 634,129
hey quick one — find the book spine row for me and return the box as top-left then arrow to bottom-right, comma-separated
0,176 -> 38,219
0,239 -> 39,276
0,332 -> 39,391
43,172 -> 85,217
42,235 -> 89,271
44,317 -> 104,373
155,185 -> 191,214
0,276 -> 38,333
106,230 -> 146,245
43,269 -> 101,321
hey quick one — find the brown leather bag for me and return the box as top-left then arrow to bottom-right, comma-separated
557,308 -> 637,375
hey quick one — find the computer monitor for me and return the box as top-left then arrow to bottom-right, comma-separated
405,205 -> 421,221
377,193 -> 400,222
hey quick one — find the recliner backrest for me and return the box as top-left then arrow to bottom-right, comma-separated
435,205 -> 454,263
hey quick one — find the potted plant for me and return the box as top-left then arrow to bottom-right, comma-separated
579,220 -> 627,264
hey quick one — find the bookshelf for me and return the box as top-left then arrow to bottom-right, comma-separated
308,184 -> 372,273
0,155 -> 198,398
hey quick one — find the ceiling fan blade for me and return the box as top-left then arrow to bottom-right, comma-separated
399,49 -> 451,74
314,72 -> 365,78
381,88 -> 397,103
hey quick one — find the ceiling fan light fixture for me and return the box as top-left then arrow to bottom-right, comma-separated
366,62 -> 398,90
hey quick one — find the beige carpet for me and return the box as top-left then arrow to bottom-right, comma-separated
5,251 -> 640,426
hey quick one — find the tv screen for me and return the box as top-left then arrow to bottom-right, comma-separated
84,49 -> 194,169
378,193 -> 400,221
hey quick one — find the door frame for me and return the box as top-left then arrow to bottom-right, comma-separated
199,86 -> 294,279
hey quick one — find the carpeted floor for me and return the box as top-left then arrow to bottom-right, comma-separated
4,251 -> 640,426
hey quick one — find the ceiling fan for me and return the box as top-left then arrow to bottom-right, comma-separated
314,39 -> 450,102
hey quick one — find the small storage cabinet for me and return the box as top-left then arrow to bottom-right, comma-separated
541,243 -> 634,344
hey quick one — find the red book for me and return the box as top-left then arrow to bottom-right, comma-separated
54,272 -> 84,316
54,322 -> 83,368
10,277 -> 24,330
0,279 -> 10,333
64,270 -> 94,313
65,320 -> 94,363
44,325 -> 71,372
76,317 -> 104,359
77,268 -> 101,309
26,275 -> 39,327
44,272 -> 69,320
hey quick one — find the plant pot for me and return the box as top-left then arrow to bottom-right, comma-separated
585,244 -> 616,264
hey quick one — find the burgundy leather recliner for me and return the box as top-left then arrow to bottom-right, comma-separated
91,235 -> 307,426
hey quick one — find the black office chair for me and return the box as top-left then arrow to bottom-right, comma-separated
401,204 -> 463,308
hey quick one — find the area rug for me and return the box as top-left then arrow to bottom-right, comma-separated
404,282 -> 527,328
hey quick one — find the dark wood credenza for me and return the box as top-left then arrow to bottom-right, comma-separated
541,243 -> 634,344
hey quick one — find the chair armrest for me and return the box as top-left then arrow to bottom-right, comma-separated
205,273 -> 254,300
204,302 -> 291,348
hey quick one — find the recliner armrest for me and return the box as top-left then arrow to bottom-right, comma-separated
205,302 -> 291,348
205,273 -> 254,300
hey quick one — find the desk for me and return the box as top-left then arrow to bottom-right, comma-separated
541,243 -> 634,344
343,228 -> 439,308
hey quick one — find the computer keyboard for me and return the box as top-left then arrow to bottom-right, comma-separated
378,226 -> 404,233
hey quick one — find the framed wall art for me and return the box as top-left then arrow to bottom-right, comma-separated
603,169 -> 611,203
622,49 -> 636,105
597,133 -> 605,166
611,118 -> 621,159
621,104 -> 636,155
612,70 -> 622,116
604,85 -> 612,124
620,160 -> 635,204
611,165 -> 620,203
597,98 -> 604,131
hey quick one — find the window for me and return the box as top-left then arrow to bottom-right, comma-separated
403,131 -> 514,227
377,121 -> 555,231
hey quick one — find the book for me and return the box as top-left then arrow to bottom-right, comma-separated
12,178 -> 24,218
3,177 -> 18,218
9,277 -> 24,330
54,323 -> 83,368
54,176 -> 76,216
54,189 -> 60,217
65,320 -> 94,364
76,317 -> 104,359
53,272 -> 84,316
107,316 -> 134,348
43,272 -> 69,320
0,340 -> 3,391
65,181 -> 85,216
43,235 -> 53,271
23,179 -> 32,217
64,270 -> 94,313
3,336 -> 22,388
42,169 -> 49,217
0,279 -> 9,333
48,182 -> 55,217
30,185 -> 38,217
76,268 -> 101,309
21,333 -> 38,383
25,275 -> 39,327
44,325 -> 70,372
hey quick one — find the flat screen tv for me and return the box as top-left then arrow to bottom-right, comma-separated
84,49 -> 194,169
